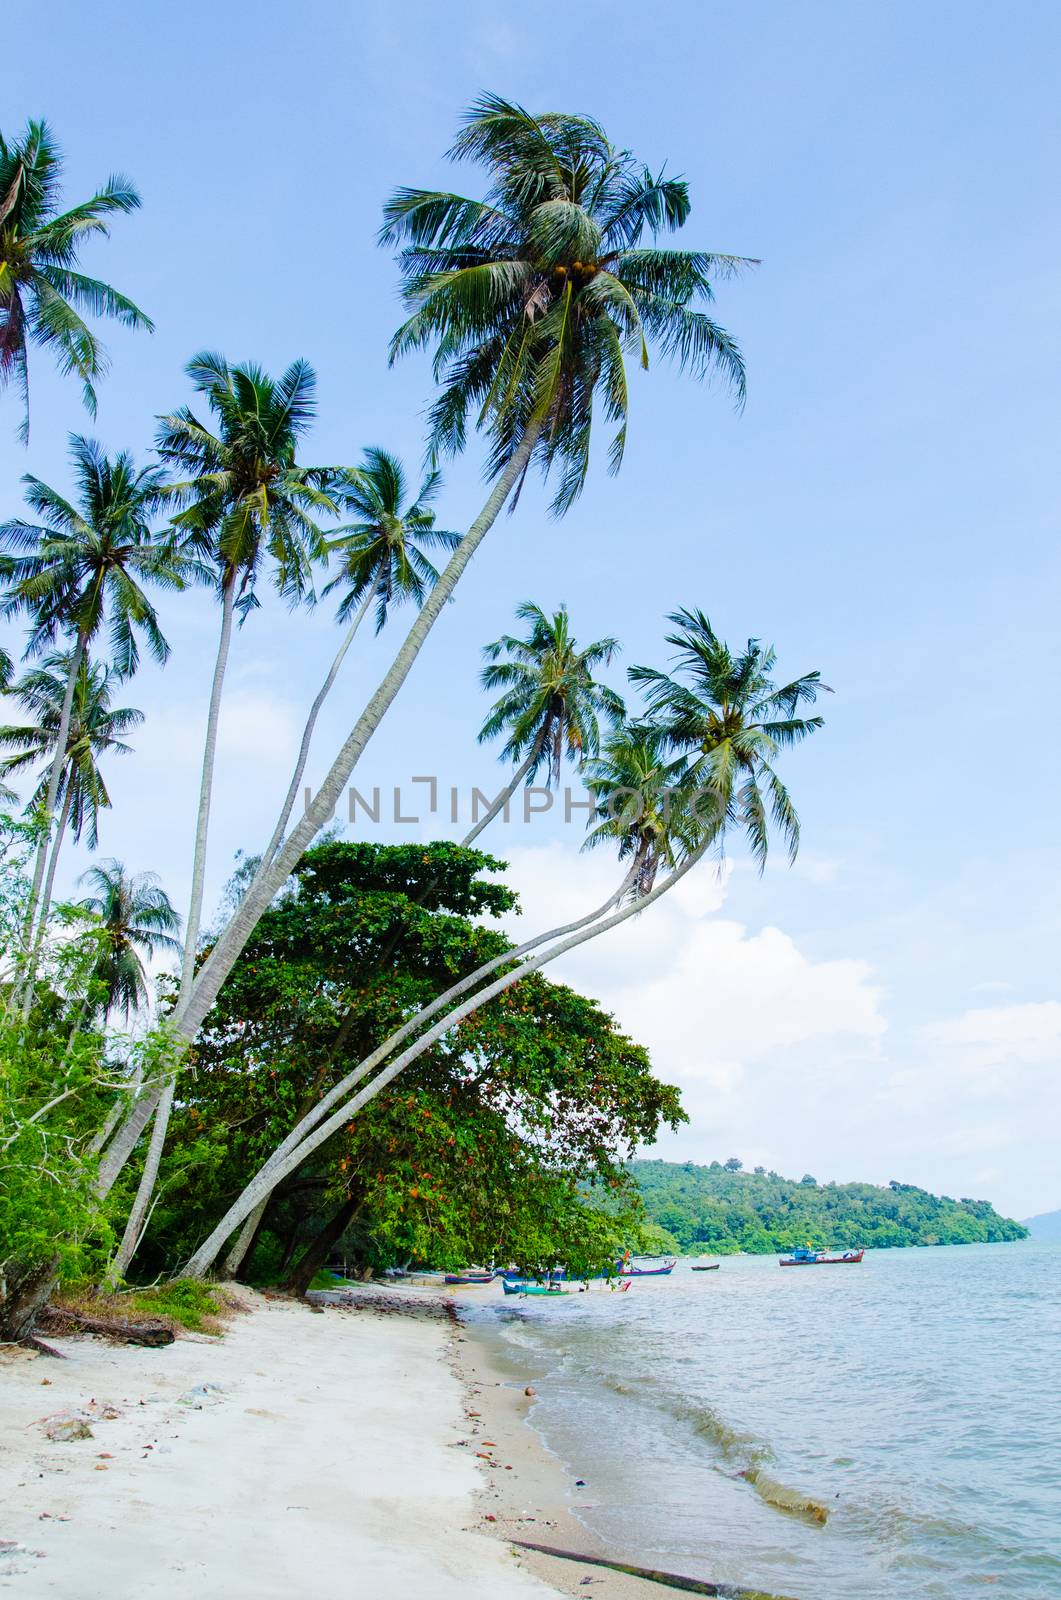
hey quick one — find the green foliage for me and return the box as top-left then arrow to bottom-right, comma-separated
0,119 -> 152,440
632,1160 -> 1028,1253
146,841 -> 684,1280
382,94 -> 751,512
125,1278 -> 222,1331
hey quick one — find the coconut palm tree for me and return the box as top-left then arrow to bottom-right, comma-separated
183,619 -> 825,1280
106,357 -> 346,1277
76,860 -> 180,1022
0,652 -> 143,868
0,119 -> 152,441
582,727 -> 697,894
469,601 -> 625,845
155,351 -> 344,1005
108,96 -> 753,1204
628,609 -> 830,869
260,448 -> 460,870
0,437 -> 182,965
383,93 -> 752,511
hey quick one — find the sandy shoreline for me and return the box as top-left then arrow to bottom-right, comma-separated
0,1281 -> 696,1598
0,1285 -> 565,1599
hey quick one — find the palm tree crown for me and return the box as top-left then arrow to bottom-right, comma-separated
629,609 -> 829,868
157,352 -> 342,614
323,447 -> 460,632
583,726 -> 698,894
77,859 -> 180,1021
0,434 -> 183,673
0,653 -> 143,848
382,93 -> 754,511
0,119 -> 153,441
479,601 -> 625,783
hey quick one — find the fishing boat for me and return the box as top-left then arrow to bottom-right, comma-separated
620,1258 -> 677,1277
444,1271 -> 494,1285
778,1247 -> 864,1267
502,1280 -> 570,1297
691,1262 -> 720,1272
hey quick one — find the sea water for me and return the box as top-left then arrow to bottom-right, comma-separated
462,1242 -> 1061,1598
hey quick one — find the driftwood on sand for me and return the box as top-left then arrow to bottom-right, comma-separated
38,1305 -> 175,1347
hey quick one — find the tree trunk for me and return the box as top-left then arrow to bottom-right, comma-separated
110,576 -> 237,1270
35,783 -> 73,935
223,1196 -> 268,1277
459,727 -> 547,849
184,843 -> 702,1278
0,1257 -> 59,1344
19,629 -> 88,1016
260,582 -> 376,870
106,1075 -> 174,1283
95,1081 -> 162,1197
282,1194 -> 360,1299
173,421 -> 543,1050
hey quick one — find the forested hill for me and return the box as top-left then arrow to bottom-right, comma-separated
632,1160 -> 1028,1253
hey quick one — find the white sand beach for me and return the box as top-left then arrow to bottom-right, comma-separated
0,1288 -> 568,1600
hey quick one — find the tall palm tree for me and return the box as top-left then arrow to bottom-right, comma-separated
170,96 -> 754,1064
383,93 -> 752,511
156,351 -> 343,1004
628,609 -> 830,869
470,601 -> 624,845
260,448 -> 460,869
76,860 -> 180,1022
0,653 -> 143,876
582,727 -> 696,894
184,619 -> 826,1281
107,357 -> 345,1278
0,119 -> 152,441
0,437 -> 182,962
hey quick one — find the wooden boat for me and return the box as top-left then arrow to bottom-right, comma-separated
778,1247 -> 864,1267
444,1271 -> 493,1285
620,1258 -> 677,1277
502,1280 -> 570,1296
691,1263 -> 720,1272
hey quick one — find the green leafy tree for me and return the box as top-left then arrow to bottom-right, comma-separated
137,842 -> 681,1287
470,600 -> 624,844
0,119 -> 152,441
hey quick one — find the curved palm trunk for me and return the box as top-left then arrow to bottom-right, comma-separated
194,852 -> 644,1275
459,726 -> 548,848
260,583 -> 376,870
184,845 -> 695,1279
34,783 -> 73,936
106,1074 -> 174,1283
19,630 -> 88,1016
173,421 -> 543,1049
107,575 -> 236,1263
222,1196 -> 268,1276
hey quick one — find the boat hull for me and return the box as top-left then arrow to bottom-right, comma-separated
778,1250 -> 864,1267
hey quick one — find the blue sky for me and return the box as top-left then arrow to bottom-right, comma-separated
5,0 -> 1060,1215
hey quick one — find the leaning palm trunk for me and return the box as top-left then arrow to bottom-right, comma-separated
184,841 -> 705,1278
19,630 -> 88,1014
260,583 -> 376,870
202,853 -> 643,1278
106,1074 -> 174,1283
459,727 -> 548,848
172,421 -> 543,1049
33,785 -> 73,943
105,576 -> 236,1261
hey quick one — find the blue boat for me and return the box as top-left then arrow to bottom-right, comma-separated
502,1280 -> 569,1296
